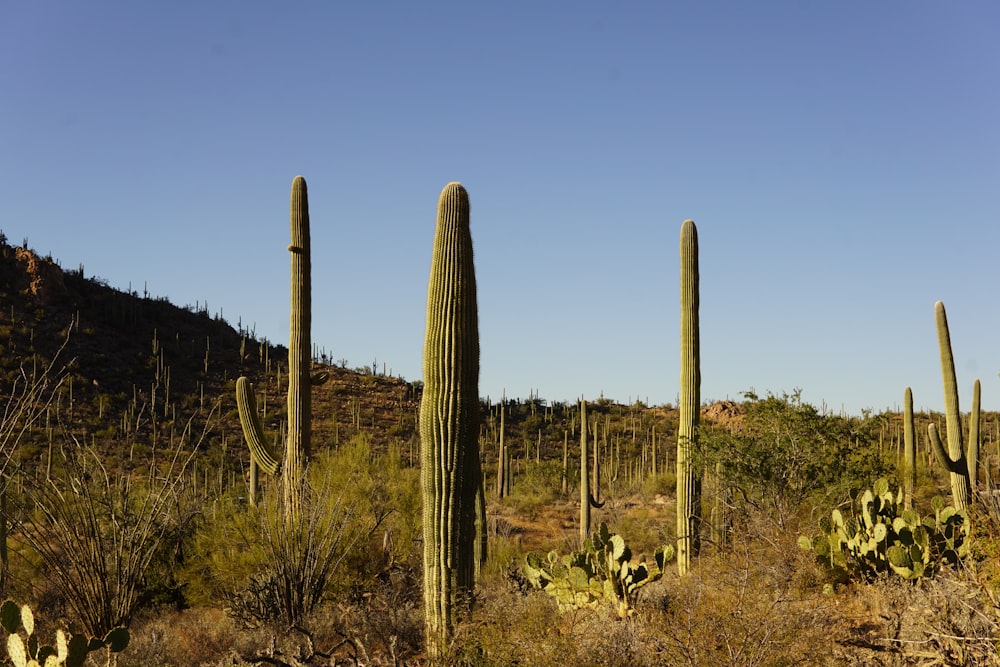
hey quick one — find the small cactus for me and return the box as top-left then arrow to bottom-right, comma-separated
1,600 -> 128,667
525,523 -> 674,617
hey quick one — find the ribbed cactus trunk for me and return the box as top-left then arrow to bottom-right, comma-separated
420,182 -> 482,660
676,219 -> 701,576
903,387 -> 915,510
931,301 -> 971,511
284,176 -> 312,521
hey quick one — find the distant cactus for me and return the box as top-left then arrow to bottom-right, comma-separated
579,399 -> 605,544
677,219 -> 701,575
903,387 -> 915,510
235,176 -> 317,519
420,183 -> 484,659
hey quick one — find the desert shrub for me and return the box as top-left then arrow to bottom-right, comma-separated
639,470 -> 676,500
698,390 -> 892,528
648,545 -> 840,666
13,406 -> 210,638
506,460 -> 564,518
179,434 -> 419,628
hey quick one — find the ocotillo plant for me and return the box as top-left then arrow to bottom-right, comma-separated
903,387 -> 916,510
236,175 -> 313,520
420,182 -> 484,660
676,219 -> 701,575
928,301 -> 975,511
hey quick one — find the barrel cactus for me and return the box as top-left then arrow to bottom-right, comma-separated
420,182 -> 484,659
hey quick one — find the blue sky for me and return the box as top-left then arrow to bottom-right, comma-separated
2,2 -> 998,415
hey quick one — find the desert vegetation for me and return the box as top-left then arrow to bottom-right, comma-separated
0,181 -> 997,666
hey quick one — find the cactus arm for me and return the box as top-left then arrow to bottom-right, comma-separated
968,378 -> 981,492
928,423 -> 967,476
676,219 -> 701,575
235,377 -> 281,475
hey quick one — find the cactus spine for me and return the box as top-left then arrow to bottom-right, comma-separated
420,183 -> 483,659
676,219 -> 701,575
928,301 -> 971,511
903,387 -> 915,510
235,176 -> 312,520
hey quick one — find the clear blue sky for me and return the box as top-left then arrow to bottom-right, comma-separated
2,2 -> 998,415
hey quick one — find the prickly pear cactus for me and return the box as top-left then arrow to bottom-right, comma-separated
524,523 -> 674,618
1,600 -> 128,667
799,478 -> 970,582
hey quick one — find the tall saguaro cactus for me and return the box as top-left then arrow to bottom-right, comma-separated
676,219 -> 701,575
580,399 -> 591,543
928,301 -> 973,511
285,175 -> 312,519
235,175 -> 312,520
903,387 -> 916,510
420,182 -> 483,659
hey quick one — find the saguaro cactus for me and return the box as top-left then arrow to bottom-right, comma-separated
676,219 -> 701,575
235,175 -> 312,520
903,387 -> 916,510
580,399 -> 591,543
928,301 -> 973,511
420,182 -> 483,659
969,378 -> 981,492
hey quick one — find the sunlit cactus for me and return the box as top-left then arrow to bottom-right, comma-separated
928,301 -> 972,511
420,182 -> 484,659
676,219 -> 701,575
235,176 -> 313,519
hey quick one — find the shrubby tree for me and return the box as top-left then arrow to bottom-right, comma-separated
698,390 -> 891,528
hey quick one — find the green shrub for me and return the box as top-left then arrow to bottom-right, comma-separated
178,434 -> 421,627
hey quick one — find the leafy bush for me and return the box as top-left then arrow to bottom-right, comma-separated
179,434 -> 420,628
698,390 -> 892,527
